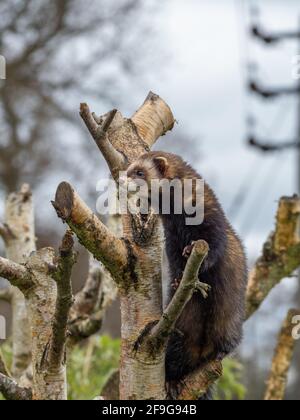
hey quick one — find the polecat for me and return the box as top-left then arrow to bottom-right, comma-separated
125,151 -> 248,399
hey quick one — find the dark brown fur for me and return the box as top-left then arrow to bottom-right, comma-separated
126,151 -> 248,399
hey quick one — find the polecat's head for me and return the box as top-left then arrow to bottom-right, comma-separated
124,152 -> 169,189
118,152 -> 170,202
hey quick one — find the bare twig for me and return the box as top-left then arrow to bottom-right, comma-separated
0,257 -> 31,291
0,373 -> 32,400
49,230 -> 76,370
265,309 -> 299,400
149,240 -> 209,351
68,309 -> 105,343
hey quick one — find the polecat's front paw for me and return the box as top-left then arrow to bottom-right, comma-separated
195,281 -> 211,299
171,278 -> 181,291
182,241 -> 196,259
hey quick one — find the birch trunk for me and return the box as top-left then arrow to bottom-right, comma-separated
4,184 -> 36,379
119,218 -> 166,399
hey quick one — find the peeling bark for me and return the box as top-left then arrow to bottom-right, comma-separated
265,309 -> 299,401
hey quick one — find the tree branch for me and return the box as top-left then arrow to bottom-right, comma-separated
0,373 -> 32,400
246,196 -> 300,318
265,309 -> 299,400
52,182 -> 129,285
48,230 -> 76,370
68,309 -> 105,343
0,257 -> 32,291
149,240 -> 209,352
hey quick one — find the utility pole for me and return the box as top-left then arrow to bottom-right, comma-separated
248,21 -> 300,165
248,18 -> 300,399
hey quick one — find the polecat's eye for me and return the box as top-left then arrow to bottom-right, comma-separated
136,170 -> 144,177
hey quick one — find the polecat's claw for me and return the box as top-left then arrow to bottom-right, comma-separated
195,281 -> 211,299
182,241 -> 196,259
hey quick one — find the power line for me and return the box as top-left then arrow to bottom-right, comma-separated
240,153 -> 283,238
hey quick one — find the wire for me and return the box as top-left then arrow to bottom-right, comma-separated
228,153 -> 264,220
240,152 -> 284,239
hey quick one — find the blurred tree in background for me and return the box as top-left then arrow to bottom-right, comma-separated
0,0 -> 155,195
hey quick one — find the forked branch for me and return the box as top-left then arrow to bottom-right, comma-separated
80,104 -> 127,179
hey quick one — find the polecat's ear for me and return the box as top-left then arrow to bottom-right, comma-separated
153,156 -> 168,175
